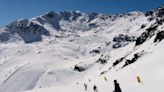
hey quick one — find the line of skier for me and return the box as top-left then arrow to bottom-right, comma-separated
83,79 -> 122,92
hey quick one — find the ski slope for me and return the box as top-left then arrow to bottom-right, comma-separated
0,6 -> 164,92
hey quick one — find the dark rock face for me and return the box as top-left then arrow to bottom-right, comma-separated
74,65 -> 85,72
155,7 -> 164,18
46,11 -> 55,18
6,20 -> 50,43
89,49 -> 100,54
122,53 -> 141,68
145,11 -> 153,17
96,58 -> 107,64
135,24 -> 158,46
141,24 -> 146,29
89,23 -> 98,28
145,6 -> 164,18
135,31 -> 149,46
154,31 -> 164,42
0,32 -> 10,42
113,34 -> 135,42
113,34 -> 135,48
113,57 -> 125,67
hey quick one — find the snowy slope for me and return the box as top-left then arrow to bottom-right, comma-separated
23,39 -> 164,92
0,6 -> 164,92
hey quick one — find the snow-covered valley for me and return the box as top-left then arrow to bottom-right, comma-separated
0,6 -> 164,92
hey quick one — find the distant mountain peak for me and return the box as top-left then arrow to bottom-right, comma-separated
0,6 -> 164,44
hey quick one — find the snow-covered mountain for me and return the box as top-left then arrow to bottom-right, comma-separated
0,6 -> 164,92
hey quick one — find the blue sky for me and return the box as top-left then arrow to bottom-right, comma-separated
0,0 -> 164,27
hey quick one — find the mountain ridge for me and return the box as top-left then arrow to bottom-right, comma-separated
0,10 -> 144,43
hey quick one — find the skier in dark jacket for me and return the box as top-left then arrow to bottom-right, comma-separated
93,85 -> 98,92
114,80 -> 122,92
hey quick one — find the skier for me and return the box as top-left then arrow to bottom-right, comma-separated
93,85 -> 98,92
84,83 -> 87,91
104,76 -> 108,81
113,80 -> 122,92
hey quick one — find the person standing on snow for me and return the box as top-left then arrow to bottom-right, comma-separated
84,83 -> 87,91
93,85 -> 98,92
113,80 -> 122,92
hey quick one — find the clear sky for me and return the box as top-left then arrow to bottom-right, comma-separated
0,0 -> 164,27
